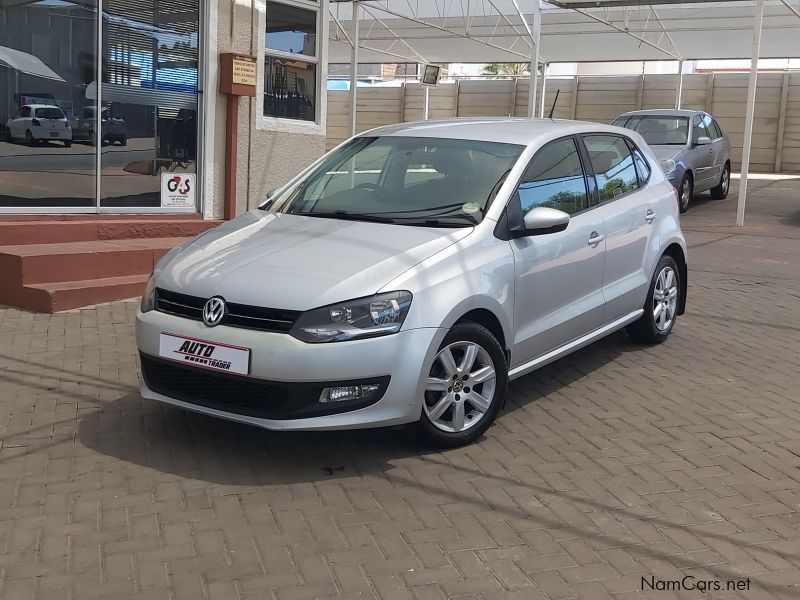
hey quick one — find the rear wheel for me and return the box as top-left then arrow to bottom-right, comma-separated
25,130 -> 35,146
415,322 -> 508,448
64,140 -> 72,148
710,163 -> 730,199
627,255 -> 680,344
678,174 -> 692,213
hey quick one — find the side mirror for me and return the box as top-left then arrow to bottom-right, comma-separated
517,206 -> 570,236
695,136 -> 711,146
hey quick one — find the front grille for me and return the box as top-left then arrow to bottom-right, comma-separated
140,354 -> 389,420
155,288 -> 301,333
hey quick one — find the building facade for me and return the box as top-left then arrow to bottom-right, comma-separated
0,0 -> 328,218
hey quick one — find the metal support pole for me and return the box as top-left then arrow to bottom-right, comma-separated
737,0 -> 765,227
675,59 -> 684,109
423,85 -> 430,120
539,62 -> 548,118
349,1 -> 360,136
527,0 -> 541,118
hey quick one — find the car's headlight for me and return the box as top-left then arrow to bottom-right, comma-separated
140,273 -> 157,313
659,159 -> 676,174
290,291 -> 412,343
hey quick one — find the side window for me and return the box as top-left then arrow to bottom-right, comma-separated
516,138 -> 589,216
583,134 -> 639,201
611,117 -> 629,127
19,106 -> 31,118
692,115 -> 708,143
702,114 -> 718,138
709,119 -> 723,139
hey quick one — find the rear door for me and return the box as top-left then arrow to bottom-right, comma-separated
509,136 -> 606,366
581,133 -> 655,322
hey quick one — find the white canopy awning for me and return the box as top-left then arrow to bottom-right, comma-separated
328,1 -> 800,64
0,45 -> 65,81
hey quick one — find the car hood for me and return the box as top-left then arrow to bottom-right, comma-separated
156,211 -> 473,310
649,145 -> 685,162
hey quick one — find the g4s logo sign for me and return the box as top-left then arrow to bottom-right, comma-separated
160,173 -> 196,208
167,176 -> 191,194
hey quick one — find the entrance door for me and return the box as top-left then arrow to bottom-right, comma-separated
99,0 -> 199,210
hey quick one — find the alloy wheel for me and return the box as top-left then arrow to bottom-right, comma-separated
680,179 -> 691,210
424,341 -> 497,433
653,266 -> 678,332
722,167 -> 730,195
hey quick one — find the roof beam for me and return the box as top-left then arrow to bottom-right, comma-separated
561,6 -> 681,59
363,1 -> 533,60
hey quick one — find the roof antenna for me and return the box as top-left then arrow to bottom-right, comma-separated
547,89 -> 560,120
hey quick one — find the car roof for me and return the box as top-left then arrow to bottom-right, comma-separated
359,117 -> 629,146
616,109 -> 704,118
22,104 -> 62,110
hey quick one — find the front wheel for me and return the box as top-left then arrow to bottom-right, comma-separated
64,140 -> 72,148
711,163 -> 730,199
678,174 -> 692,213
415,322 -> 508,448
25,130 -> 35,146
627,255 -> 681,344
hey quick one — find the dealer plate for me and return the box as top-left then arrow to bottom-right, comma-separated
158,332 -> 250,375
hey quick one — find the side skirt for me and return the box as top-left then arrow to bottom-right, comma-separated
508,309 -> 644,381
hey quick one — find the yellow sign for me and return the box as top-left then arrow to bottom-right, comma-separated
232,58 -> 257,86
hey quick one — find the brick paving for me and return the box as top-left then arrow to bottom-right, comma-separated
1,178 -> 800,600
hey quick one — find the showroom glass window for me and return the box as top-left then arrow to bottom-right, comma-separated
264,0 -> 320,122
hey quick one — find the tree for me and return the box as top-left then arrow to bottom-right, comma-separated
482,62 -> 531,77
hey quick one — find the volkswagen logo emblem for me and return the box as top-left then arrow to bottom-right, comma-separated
202,296 -> 226,327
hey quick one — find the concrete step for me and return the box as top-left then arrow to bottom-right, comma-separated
0,237 -> 184,288
0,218 -> 220,245
13,274 -> 151,313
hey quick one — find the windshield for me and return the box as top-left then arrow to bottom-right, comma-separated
35,107 -> 65,119
614,115 -> 689,146
273,136 -> 524,227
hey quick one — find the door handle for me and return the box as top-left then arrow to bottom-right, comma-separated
588,232 -> 604,246
645,209 -> 656,224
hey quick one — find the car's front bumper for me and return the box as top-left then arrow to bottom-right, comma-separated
136,309 -> 444,431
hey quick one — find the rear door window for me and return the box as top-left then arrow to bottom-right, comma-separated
583,134 -> 640,201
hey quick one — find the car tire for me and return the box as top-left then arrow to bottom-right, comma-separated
710,162 -> 730,199
25,130 -> 35,146
64,140 -> 72,148
120,137 -> 127,147
678,173 -> 692,213
90,132 -> 97,147
627,255 -> 681,345
415,322 -> 508,448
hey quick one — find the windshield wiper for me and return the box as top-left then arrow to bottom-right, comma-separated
298,210 -> 396,224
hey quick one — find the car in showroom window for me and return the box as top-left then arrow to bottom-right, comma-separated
137,118 -> 688,447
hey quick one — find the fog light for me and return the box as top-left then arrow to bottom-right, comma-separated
320,383 -> 381,403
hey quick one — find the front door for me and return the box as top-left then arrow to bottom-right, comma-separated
509,137 -> 606,368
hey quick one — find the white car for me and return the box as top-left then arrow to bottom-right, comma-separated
7,104 -> 72,147
137,118 -> 687,447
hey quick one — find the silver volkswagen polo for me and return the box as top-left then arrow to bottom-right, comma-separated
137,118 -> 687,447
612,109 -> 731,213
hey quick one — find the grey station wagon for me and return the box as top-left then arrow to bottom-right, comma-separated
613,109 -> 731,212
